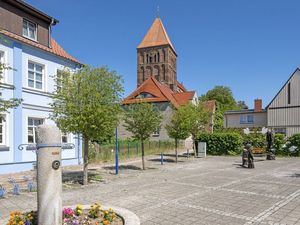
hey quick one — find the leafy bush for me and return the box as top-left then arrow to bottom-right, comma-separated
197,132 -> 243,155
285,133 -> 300,156
242,132 -> 265,148
273,134 -> 286,155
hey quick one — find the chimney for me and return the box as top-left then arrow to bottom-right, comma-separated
254,99 -> 262,112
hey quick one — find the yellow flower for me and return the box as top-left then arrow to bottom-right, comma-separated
102,220 -> 110,225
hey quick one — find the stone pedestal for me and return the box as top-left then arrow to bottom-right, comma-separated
36,125 -> 62,225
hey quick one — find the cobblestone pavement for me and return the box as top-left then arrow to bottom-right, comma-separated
0,155 -> 300,225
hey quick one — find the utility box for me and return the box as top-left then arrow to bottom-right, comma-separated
198,142 -> 207,158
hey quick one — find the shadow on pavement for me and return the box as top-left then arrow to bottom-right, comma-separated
103,165 -> 142,171
148,158 -> 184,163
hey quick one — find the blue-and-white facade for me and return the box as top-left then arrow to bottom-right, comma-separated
0,1 -> 82,174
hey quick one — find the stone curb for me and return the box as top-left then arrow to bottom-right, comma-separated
0,205 -> 140,225
68,204 -> 140,225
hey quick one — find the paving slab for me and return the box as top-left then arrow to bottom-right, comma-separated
0,155 -> 299,225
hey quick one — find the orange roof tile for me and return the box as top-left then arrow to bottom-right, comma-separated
176,81 -> 187,92
137,17 -> 176,54
0,29 -> 81,64
122,77 -> 196,108
173,91 -> 195,106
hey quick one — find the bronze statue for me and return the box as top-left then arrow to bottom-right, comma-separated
266,129 -> 275,160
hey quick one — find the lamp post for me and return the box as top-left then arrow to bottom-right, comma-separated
115,127 -> 119,175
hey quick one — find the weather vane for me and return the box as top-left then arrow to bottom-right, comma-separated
157,5 -> 160,18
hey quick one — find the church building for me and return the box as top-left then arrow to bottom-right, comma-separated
119,17 -> 214,140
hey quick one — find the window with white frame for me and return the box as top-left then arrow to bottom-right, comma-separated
28,62 -> 44,90
0,116 -> 6,145
28,117 -> 44,143
56,69 -> 63,90
23,19 -> 37,40
240,115 -> 254,124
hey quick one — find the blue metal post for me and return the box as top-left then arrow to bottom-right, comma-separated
161,152 -> 163,165
115,127 -> 119,175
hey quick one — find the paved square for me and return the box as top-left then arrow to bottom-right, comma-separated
0,156 -> 300,225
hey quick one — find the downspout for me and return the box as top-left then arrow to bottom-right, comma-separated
48,18 -> 55,48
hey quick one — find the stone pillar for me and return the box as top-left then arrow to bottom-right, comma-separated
36,125 -> 62,225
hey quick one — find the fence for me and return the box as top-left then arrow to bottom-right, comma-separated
89,140 -> 182,163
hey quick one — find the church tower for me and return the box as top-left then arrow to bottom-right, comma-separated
137,17 -> 177,91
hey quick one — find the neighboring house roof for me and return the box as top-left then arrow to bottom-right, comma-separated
173,91 -> 195,106
266,68 -> 300,109
0,29 -> 81,64
137,17 -> 176,54
3,0 -> 59,25
225,109 -> 267,115
176,81 -> 187,92
122,76 -> 195,108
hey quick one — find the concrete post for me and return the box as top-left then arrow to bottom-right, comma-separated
36,125 -> 62,225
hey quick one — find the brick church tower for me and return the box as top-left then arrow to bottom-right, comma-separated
137,17 -> 178,91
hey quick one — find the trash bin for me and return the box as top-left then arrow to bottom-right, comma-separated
197,142 -> 206,158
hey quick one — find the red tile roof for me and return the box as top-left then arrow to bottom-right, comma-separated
173,91 -> 195,106
0,29 -> 80,64
176,81 -> 187,92
122,76 -> 195,108
137,17 -> 176,54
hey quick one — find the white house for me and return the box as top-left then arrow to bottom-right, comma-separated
0,0 -> 82,173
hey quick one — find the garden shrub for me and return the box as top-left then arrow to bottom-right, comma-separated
285,133 -> 300,156
197,132 -> 243,155
273,133 -> 286,155
242,132 -> 265,148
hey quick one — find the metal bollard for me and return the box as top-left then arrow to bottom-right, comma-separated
36,125 -> 62,225
161,152 -> 164,165
0,185 -> 6,198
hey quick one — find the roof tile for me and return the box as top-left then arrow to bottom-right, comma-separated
0,29 -> 80,64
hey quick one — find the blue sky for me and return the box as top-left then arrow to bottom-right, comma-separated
27,0 -> 300,108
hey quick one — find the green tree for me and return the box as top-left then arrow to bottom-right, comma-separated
0,63 -> 22,115
185,103 -> 210,150
165,105 -> 191,163
123,102 -> 162,170
50,66 -> 124,185
199,86 -> 245,131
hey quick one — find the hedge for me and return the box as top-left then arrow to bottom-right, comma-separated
197,132 -> 243,155
285,133 -> 300,156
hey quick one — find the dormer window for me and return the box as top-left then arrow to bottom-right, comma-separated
23,19 -> 37,41
137,92 -> 155,99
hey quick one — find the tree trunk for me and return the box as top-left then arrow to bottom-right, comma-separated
192,135 -> 197,157
141,140 -> 145,170
83,136 -> 89,185
175,139 -> 178,163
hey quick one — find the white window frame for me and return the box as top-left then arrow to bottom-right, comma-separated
27,61 -> 45,91
27,117 -> 45,144
0,50 -> 7,83
22,19 -> 37,41
0,115 -> 8,146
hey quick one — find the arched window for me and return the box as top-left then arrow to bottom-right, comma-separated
153,65 -> 160,81
141,67 -> 145,82
162,65 -> 166,81
154,54 -> 157,63
146,66 -> 152,78
146,54 -> 149,63
157,52 -> 160,62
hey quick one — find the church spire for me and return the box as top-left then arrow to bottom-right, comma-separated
137,17 -> 176,54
